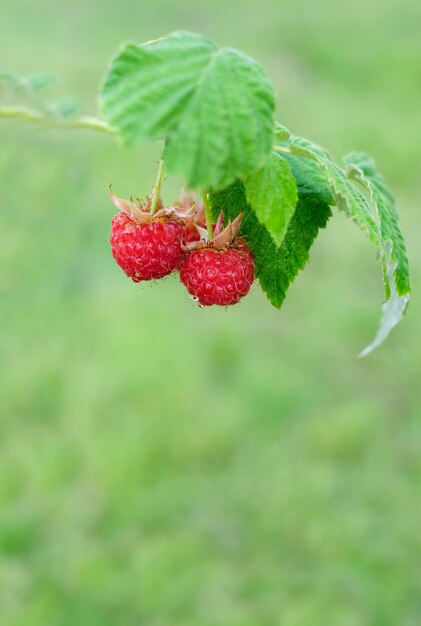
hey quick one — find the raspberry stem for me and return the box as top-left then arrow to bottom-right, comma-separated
150,159 -> 165,215
201,189 -> 214,240
0,106 -> 114,133
273,144 -> 317,161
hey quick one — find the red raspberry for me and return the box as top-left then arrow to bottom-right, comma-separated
180,241 -> 255,306
110,212 -> 183,282
183,219 -> 203,244
183,208 -> 207,244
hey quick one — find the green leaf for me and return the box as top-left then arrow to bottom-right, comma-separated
244,152 -> 298,247
100,31 -> 275,189
210,178 -> 331,308
277,135 -> 410,355
344,152 -> 411,356
0,71 -> 55,91
273,122 -> 291,142
280,151 -> 333,205
285,136 -> 381,247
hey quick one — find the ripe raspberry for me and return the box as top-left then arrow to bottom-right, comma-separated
174,195 -> 206,244
180,241 -> 254,306
183,217 -> 204,243
184,206 -> 207,243
110,212 -> 183,282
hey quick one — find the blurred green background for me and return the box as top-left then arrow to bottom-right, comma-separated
1,1 -> 421,624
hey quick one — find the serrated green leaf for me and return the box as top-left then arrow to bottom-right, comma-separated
276,135 -> 410,354
100,31 -> 275,189
210,179 -> 331,308
273,122 -> 291,142
244,152 -> 298,247
101,33 -> 215,144
285,136 -> 381,247
344,151 -> 411,356
280,151 -> 333,205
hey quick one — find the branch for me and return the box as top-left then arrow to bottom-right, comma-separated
0,106 -> 115,134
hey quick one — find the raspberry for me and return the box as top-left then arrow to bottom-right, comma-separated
110,212 -> 183,282
185,207 -> 207,243
180,241 -> 255,306
183,218 -> 203,244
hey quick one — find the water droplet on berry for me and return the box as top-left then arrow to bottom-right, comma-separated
191,296 -> 199,302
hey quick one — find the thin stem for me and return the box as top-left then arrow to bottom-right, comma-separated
150,159 -> 165,215
201,189 -> 213,240
273,143 -> 317,161
273,144 -> 293,155
0,106 -> 114,134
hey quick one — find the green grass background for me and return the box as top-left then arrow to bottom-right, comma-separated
1,1 -> 421,624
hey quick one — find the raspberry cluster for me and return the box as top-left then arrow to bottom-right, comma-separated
109,190 -> 255,307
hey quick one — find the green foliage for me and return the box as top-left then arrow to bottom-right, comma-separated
24,72 -> 56,91
1,29 -> 412,354
273,121 -> 291,142
210,178 -> 331,308
344,152 -> 410,297
285,136 -> 381,246
343,152 -> 411,356
2,3 -> 421,623
100,31 -> 275,189
273,135 -> 412,352
0,71 -> 55,91
280,151 -> 333,204
244,151 -> 298,247
0,70 -> 84,125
